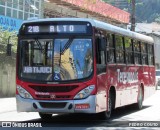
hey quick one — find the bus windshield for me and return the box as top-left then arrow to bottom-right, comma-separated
20,38 -> 93,82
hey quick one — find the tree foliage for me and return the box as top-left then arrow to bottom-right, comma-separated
103,0 -> 160,23
0,26 -> 17,54
135,0 -> 160,23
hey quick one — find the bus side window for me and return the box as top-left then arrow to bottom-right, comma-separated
124,37 -> 134,64
148,44 -> 154,65
115,35 -> 125,63
96,36 -> 106,64
141,42 -> 148,65
106,34 -> 115,63
133,40 -> 141,64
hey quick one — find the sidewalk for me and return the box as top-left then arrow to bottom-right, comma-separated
0,97 -> 16,113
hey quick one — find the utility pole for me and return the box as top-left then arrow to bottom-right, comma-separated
131,0 -> 136,31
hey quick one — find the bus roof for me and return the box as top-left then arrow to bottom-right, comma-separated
22,18 -> 154,44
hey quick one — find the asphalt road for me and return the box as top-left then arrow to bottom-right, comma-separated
0,90 -> 160,129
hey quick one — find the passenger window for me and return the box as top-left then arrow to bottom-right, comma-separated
133,40 -> 141,64
115,35 -> 125,63
141,42 -> 148,65
106,34 -> 115,63
148,44 -> 154,65
96,36 -> 106,64
124,37 -> 134,64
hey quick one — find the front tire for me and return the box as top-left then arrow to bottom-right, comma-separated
39,112 -> 52,120
99,92 -> 113,120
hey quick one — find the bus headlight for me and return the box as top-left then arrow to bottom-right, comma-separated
16,85 -> 33,99
74,85 -> 95,99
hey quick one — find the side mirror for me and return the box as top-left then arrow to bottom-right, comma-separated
6,44 -> 12,56
99,38 -> 106,51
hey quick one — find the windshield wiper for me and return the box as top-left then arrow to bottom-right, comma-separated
35,39 -> 45,54
60,38 -> 74,55
58,37 -> 74,67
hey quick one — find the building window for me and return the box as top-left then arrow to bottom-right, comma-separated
13,0 -> 18,8
0,0 -> 6,6
30,13 -> 34,18
0,6 -> 5,15
7,0 -> 13,8
13,9 -> 18,18
24,12 -> 29,20
0,0 -> 42,20
18,11 -> 23,19
7,8 -> 12,17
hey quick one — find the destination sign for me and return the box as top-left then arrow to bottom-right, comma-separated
25,25 -> 88,34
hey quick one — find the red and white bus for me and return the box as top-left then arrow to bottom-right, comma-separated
16,18 -> 156,119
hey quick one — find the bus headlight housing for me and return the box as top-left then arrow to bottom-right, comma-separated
74,85 -> 95,99
16,85 -> 33,99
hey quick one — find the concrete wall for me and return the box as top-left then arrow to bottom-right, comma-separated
0,55 -> 16,97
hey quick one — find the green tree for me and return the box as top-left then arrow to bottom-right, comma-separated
103,0 -> 160,23
0,27 -> 17,54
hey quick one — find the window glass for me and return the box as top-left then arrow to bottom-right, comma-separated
125,37 -> 132,51
13,10 -> 18,18
6,8 -> 11,17
19,0 -> 23,10
148,44 -> 154,65
7,0 -> 12,7
30,13 -> 34,18
24,5 -> 29,12
141,42 -> 148,65
35,10 -> 39,15
125,37 -> 134,64
115,35 -> 123,50
141,43 -> 147,53
133,41 -> 141,64
133,41 -> 140,52
13,0 -> 18,8
115,35 -> 124,63
20,38 -> 93,81
35,1 -> 39,10
107,34 -> 114,47
0,0 -> 5,5
19,0 -> 23,6
106,34 -> 115,63
18,11 -> 23,19
0,6 -> 5,15
24,12 -> 29,20
21,39 -> 53,81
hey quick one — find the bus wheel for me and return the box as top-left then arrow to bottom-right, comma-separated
99,92 -> 112,120
134,86 -> 143,110
39,112 -> 52,120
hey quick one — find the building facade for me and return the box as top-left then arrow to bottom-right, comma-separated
0,0 -> 44,31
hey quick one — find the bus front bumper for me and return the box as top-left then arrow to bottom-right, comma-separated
16,95 -> 96,114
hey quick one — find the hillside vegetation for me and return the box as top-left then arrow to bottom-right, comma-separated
103,0 -> 160,23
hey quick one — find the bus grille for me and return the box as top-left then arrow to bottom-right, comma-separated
29,85 -> 78,93
36,95 -> 71,99
39,102 -> 67,109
